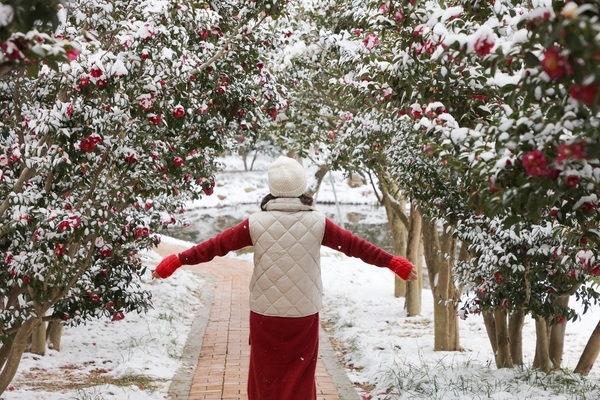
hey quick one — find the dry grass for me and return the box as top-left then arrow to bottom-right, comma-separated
13,362 -> 161,392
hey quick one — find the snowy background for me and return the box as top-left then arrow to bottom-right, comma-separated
3,153 -> 600,400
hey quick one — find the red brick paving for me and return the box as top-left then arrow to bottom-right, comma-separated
155,244 -> 346,400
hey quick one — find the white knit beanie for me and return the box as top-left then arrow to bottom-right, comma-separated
268,156 -> 307,197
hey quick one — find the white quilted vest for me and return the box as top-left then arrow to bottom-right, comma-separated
248,198 -> 326,317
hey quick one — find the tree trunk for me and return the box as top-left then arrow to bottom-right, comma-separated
0,318 -> 39,394
482,310 -> 498,355
422,217 -> 460,351
574,319 -> 600,375
533,317 -> 552,372
549,295 -> 569,369
405,203 -> 422,316
47,321 -> 64,351
30,321 -> 46,356
508,308 -> 525,365
380,185 -> 408,298
494,309 -> 513,368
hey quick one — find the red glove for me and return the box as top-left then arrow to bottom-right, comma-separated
153,254 -> 182,278
387,256 -> 414,280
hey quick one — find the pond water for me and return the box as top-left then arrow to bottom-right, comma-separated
166,202 -> 394,252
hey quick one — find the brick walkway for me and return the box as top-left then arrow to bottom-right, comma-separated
154,244 -> 360,400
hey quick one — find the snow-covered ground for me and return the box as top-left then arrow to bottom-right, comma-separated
3,154 -> 600,400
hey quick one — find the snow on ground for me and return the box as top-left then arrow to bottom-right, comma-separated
3,153 -> 600,400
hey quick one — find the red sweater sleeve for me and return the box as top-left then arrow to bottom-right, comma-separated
178,219 -> 253,265
321,218 -> 393,268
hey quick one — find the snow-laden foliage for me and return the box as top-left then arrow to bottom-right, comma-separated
0,1 -> 78,76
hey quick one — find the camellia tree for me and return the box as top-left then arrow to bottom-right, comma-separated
441,0 -> 600,374
364,0 -> 600,373
278,0 -> 600,373
0,0 -> 289,393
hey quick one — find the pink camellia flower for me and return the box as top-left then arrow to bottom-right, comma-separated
172,105 -> 185,118
566,174 -> 580,188
0,154 -> 10,167
540,46 -> 570,80
474,35 -> 495,56
521,150 -> 547,176
412,25 -> 425,36
198,104 -> 209,115
66,49 -> 79,61
394,10 -> 404,23
363,33 -> 380,51
139,23 -> 156,40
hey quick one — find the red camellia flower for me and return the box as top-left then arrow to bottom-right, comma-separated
493,271 -> 504,284
125,153 -> 138,164
57,220 -> 71,232
148,114 -> 161,125
96,78 -> 108,89
90,67 -> 103,78
172,105 -> 185,118
54,243 -> 67,257
268,107 -> 278,119
1,40 -> 24,60
139,96 -> 154,111
474,36 -> 494,56
521,150 -> 547,176
566,174 -> 580,188
79,74 -> 90,87
569,83 -> 599,107
582,202 -> 596,212
173,156 -> 185,166
79,137 -> 96,153
540,46 -> 570,80
556,142 -> 587,164
112,311 -> 125,321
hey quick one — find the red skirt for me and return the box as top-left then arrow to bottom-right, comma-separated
247,311 -> 319,400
